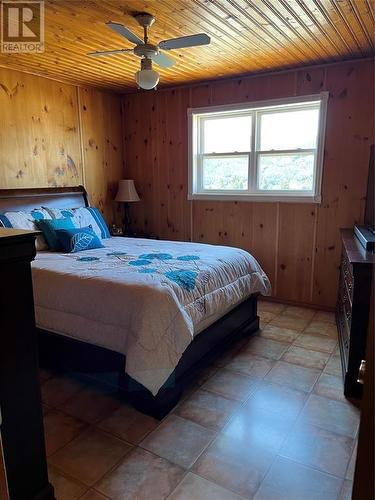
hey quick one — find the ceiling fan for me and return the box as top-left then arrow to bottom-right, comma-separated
88,13 -> 211,90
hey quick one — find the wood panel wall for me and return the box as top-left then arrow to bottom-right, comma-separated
0,67 -> 123,224
122,59 -> 374,309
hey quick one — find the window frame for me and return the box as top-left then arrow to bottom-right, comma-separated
188,92 -> 328,203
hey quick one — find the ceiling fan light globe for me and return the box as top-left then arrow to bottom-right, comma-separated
135,69 -> 160,90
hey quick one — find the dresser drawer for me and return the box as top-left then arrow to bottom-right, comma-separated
336,299 -> 350,368
341,252 -> 354,302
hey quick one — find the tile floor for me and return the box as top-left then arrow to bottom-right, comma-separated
40,301 -> 359,500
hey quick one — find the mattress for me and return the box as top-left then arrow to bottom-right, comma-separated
32,237 -> 271,395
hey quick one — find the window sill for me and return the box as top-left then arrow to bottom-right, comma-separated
188,193 -> 322,203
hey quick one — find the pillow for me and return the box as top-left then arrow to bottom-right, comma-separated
44,206 -> 111,239
0,208 -> 52,250
56,226 -> 104,253
36,217 -> 75,251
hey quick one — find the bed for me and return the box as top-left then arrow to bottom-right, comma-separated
0,186 -> 271,418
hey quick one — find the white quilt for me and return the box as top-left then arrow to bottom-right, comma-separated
32,237 -> 271,395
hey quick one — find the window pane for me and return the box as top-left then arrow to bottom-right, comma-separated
203,115 -> 251,153
202,156 -> 248,190
258,154 -> 315,191
260,108 -> 319,150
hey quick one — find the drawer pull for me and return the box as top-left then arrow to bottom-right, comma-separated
357,360 -> 366,384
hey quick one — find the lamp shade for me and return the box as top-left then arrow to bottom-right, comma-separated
115,180 -> 140,202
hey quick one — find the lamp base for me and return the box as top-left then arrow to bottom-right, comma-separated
123,202 -> 132,235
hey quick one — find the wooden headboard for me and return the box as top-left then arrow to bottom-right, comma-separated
0,186 -> 88,212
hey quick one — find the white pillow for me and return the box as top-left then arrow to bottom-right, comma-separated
0,208 -> 52,250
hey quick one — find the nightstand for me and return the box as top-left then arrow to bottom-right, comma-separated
113,231 -> 159,240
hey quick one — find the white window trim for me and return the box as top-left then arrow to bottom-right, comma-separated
187,92 -> 329,203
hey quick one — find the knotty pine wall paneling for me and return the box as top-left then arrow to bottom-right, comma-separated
79,87 -> 124,224
0,69 -> 82,188
0,67 -> 123,224
122,59 -> 374,309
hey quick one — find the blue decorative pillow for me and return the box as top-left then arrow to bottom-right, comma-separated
85,207 -> 111,239
44,206 -> 111,239
56,226 -> 104,253
36,217 -> 75,251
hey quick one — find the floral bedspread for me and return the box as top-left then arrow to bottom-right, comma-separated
32,237 -> 271,395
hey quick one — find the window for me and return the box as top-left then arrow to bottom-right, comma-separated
188,93 -> 328,202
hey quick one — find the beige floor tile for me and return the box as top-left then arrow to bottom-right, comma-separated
39,301 -> 354,500
168,472 -> 244,500
259,311 -> 277,327
194,364 -> 219,386
202,368 -> 260,401
41,375 -> 85,407
222,404 -> 295,453
293,333 -> 337,354
304,320 -> 338,338
224,352 -> 275,378
340,479 -> 353,500
313,311 -> 336,324
48,467 -> 87,500
49,428 -> 132,486
254,456 -> 343,500
213,350 -> 238,368
282,345 -> 330,370
313,373 -> 346,402
79,490 -> 109,500
299,394 -> 360,438
245,336 -> 289,360
98,404 -> 159,444
346,441 -> 357,480
258,301 -> 286,315
333,344 -> 341,356
193,433 -> 273,498
43,410 -> 87,456
175,389 -> 238,431
245,381 -> 307,420
59,383 -> 121,424
265,361 -> 320,393
259,324 -> 300,344
283,306 -> 315,321
140,415 -> 215,469
269,315 -> 309,332
324,355 -> 343,376
280,423 -> 354,477
97,448 -> 184,500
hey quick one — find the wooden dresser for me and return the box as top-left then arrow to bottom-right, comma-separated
0,229 -> 55,500
337,229 -> 374,398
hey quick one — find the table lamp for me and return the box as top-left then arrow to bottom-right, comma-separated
115,179 -> 140,235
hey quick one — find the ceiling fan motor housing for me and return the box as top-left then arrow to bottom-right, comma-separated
134,43 -> 159,58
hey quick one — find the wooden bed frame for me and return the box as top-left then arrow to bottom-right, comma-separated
0,186 -> 260,419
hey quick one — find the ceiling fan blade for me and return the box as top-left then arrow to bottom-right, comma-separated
88,48 -> 133,57
151,51 -> 175,68
106,22 -> 144,46
159,33 -> 210,50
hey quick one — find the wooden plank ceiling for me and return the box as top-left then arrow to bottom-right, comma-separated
0,0 -> 374,92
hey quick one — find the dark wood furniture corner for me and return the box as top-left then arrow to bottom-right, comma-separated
336,229 -> 374,398
0,229 -> 55,500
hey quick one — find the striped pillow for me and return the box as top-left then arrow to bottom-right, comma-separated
44,206 -> 110,240
0,208 -> 52,250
